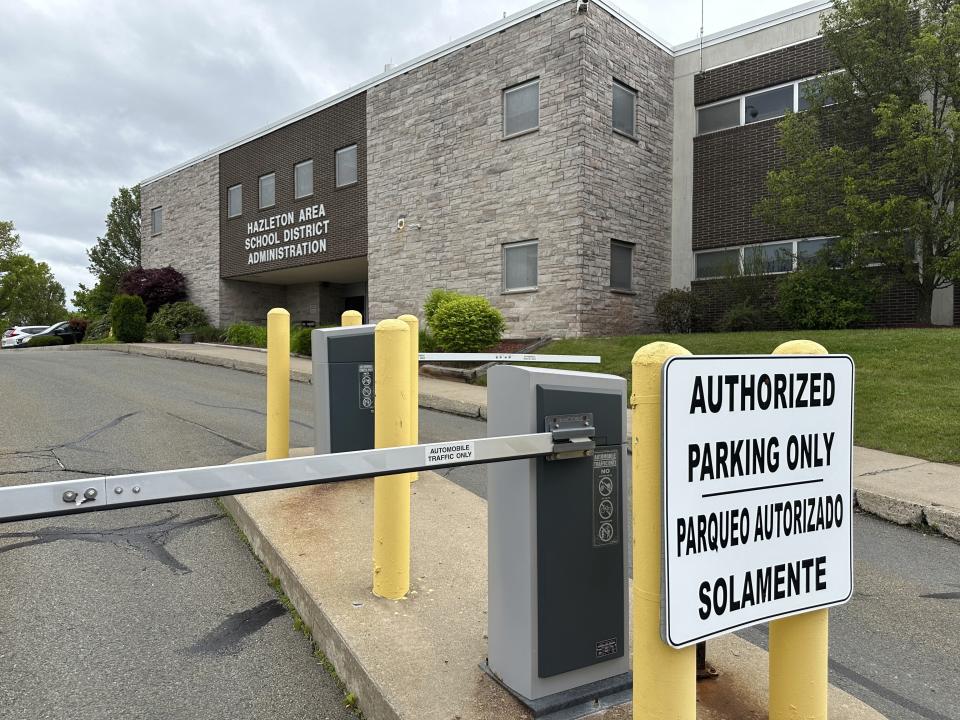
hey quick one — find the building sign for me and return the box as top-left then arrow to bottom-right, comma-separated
661,354 -> 854,648
243,204 -> 329,266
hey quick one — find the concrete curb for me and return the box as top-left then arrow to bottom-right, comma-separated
854,487 -> 960,542
62,343 -> 314,383
59,342 -> 959,544
221,491 -> 401,720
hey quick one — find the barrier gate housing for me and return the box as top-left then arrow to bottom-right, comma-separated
0,366 -> 630,715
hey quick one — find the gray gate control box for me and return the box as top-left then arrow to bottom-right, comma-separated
487,365 -> 630,703
312,325 -> 375,454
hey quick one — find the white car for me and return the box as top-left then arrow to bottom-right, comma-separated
2,325 -> 49,349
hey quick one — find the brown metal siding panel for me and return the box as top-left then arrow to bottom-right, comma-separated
219,92 -> 367,278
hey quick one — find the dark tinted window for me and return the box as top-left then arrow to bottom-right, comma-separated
744,85 -> 794,124
697,99 -> 739,134
612,81 -> 636,136
610,240 -> 633,289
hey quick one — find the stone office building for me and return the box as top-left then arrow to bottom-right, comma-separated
141,0 -> 957,337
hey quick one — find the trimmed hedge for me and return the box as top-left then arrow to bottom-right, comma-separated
223,322 -> 315,355
145,320 -> 175,342
110,294 -> 147,342
85,314 -> 112,341
655,288 -> 700,334
291,327 -> 312,356
424,288 -> 461,329
186,324 -> 222,343
151,301 -> 209,336
26,335 -> 63,347
431,295 -> 505,352
224,323 -> 267,348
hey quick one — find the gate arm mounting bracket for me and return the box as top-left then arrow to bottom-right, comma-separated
546,413 -> 596,461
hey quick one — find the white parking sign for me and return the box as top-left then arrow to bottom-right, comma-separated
661,355 -> 854,648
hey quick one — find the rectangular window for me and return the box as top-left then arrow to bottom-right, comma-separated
150,206 -> 163,235
743,242 -> 794,273
503,79 -> 540,138
612,81 -> 636,137
503,240 -> 538,291
697,99 -> 740,135
744,85 -> 794,124
797,78 -> 837,111
610,240 -> 633,290
336,145 -> 357,188
259,172 -> 275,209
797,237 -> 839,265
294,160 -> 313,199
227,184 -> 242,218
695,249 -> 740,279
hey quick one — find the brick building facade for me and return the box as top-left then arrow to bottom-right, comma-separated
140,0 -> 955,336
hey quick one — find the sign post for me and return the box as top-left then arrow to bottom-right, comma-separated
661,351 -> 854,650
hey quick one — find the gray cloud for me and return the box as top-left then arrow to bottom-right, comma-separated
0,0 -> 801,310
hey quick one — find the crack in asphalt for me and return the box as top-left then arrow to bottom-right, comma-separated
857,461 -> 928,477
163,412 -> 258,451
0,512 -> 223,574
0,412 -> 141,463
192,400 -> 312,430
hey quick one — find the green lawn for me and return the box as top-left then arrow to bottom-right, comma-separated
522,329 -> 960,464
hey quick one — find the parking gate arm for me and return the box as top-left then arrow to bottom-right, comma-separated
0,421 -> 595,524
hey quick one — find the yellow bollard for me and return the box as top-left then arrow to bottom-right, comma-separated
341,309 -> 362,327
632,342 -> 697,720
372,319 -> 411,599
398,314 -> 419,482
266,308 -> 290,461
769,339 -> 829,720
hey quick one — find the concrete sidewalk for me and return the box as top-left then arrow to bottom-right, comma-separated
63,341 -> 960,542
226,450 -> 887,720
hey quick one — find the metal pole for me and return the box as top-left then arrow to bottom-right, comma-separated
769,339 -> 830,720
266,308 -> 290,461
341,310 -> 362,326
632,341 -> 696,719
372,319 -> 411,600
398,314 -> 419,483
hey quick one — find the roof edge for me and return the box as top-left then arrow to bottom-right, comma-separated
141,0 -> 831,187
142,0 -> 571,186
673,0 -> 831,54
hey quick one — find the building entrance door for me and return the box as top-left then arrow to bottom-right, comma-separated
344,295 -> 365,317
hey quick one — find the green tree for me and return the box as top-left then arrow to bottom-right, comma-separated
0,254 -> 67,326
756,0 -> 960,323
75,185 -> 142,313
0,220 -> 22,260
88,185 -> 141,280
72,277 -> 119,317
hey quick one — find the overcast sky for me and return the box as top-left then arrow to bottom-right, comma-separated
0,0 -> 803,308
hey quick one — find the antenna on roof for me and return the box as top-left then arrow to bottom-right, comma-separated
699,0 -> 704,73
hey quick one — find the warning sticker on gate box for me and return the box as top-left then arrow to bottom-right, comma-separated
425,441 -> 475,465
358,364 -> 374,410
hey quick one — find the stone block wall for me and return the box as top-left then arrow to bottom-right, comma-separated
285,282 -> 346,326
141,156 -> 221,324
218,279 -> 286,326
578,7 -> 673,335
366,3 -> 590,337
